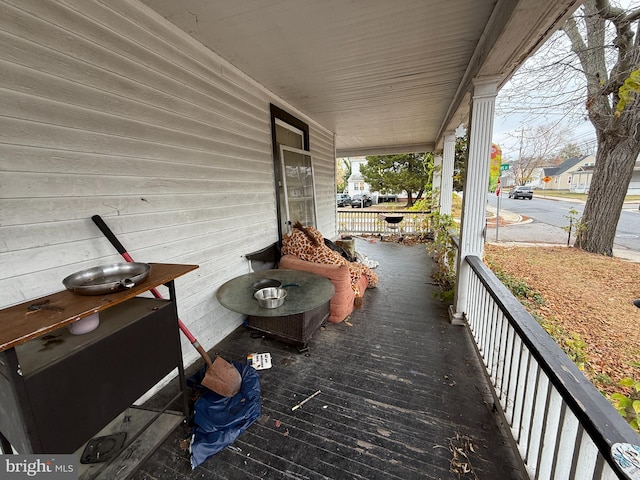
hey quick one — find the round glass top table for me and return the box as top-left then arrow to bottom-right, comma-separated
216,269 -> 335,317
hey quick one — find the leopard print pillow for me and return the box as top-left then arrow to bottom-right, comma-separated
282,226 -> 378,296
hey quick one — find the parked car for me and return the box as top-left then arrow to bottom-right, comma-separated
508,185 -> 533,200
336,193 -> 351,207
377,194 -> 398,203
351,194 -> 372,208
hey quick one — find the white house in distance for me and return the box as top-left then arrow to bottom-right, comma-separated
344,157 -> 370,198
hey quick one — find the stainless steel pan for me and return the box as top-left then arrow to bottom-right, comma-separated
63,262 -> 150,295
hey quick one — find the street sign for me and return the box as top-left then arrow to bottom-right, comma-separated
500,163 -> 509,172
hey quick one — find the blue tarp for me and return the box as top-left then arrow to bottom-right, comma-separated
187,361 -> 261,469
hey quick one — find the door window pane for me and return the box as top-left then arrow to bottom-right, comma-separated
279,146 -> 317,232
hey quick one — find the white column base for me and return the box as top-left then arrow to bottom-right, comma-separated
448,305 -> 466,326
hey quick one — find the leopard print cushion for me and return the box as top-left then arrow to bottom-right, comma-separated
282,225 -> 378,297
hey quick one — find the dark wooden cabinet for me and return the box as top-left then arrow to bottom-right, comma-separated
0,263 -> 197,454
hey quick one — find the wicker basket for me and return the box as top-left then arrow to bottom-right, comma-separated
247,301 -> 330,350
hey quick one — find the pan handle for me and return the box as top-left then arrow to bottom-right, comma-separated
92,215 -> 131,259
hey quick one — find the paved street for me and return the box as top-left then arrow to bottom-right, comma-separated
486,200 -> 640,263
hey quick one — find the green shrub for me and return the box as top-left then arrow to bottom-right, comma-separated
610,377 -> 640,433
425,212 -> 458,301
490,269 -> 545,306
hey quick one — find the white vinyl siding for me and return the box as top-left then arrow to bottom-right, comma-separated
0,0 -> 334,374
310,125 -> 338,236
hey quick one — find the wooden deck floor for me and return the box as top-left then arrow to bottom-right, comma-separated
132,238 -> 525,480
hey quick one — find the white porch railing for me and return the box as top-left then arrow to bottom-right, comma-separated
464,254 -> 640,480
337,210 -> 431,235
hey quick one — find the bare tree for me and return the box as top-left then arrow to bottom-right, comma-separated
499,0 -> 640,255
508,124 -> 572,184
558,143 -> 585,161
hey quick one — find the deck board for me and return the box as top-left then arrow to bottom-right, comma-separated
132,238 -> 524,479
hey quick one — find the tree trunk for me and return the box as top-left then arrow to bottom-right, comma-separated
405,191 -> 414,208
561,0 -> 640,255
575,135 -> 640,255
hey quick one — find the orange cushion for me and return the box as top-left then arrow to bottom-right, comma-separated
278,254 -> 367,323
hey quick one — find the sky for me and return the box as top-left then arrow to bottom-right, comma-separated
492,113 -> 597,161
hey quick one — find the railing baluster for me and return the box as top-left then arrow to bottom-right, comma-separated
493,312 -> 506,390
517,355 -> 537,465
487,301 -> 499,378
527,367 -> 549,469
482,291 -> 493,361
572,426 -> 598,479
537,388 -> 563,480
505,335 -> 527,432
499,320 -> 514,410
466,275 -> 476,328
467,275 -> 479,333
488,302 -> 499,379
601,464 -> 620,480
554,404 -> 580,479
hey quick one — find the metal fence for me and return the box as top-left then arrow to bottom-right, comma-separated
337,209 -> 431,236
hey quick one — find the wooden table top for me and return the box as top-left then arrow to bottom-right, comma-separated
0,263 -> 198,352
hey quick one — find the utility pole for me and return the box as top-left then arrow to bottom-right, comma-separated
495,178 -> 501,242
516,127 -> 524,185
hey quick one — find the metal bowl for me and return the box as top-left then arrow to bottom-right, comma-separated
253,287 -> 287,309
63,262 -> 151,295
251,278 -> 282,290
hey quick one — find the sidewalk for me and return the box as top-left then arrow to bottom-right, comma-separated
485,204 -> 640,263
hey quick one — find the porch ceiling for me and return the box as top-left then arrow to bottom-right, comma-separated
139,0 -> 579,156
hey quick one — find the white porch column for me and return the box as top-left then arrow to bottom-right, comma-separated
440,133 -> 456,216
451,77 -> 499,325
432,154 -> 442,208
